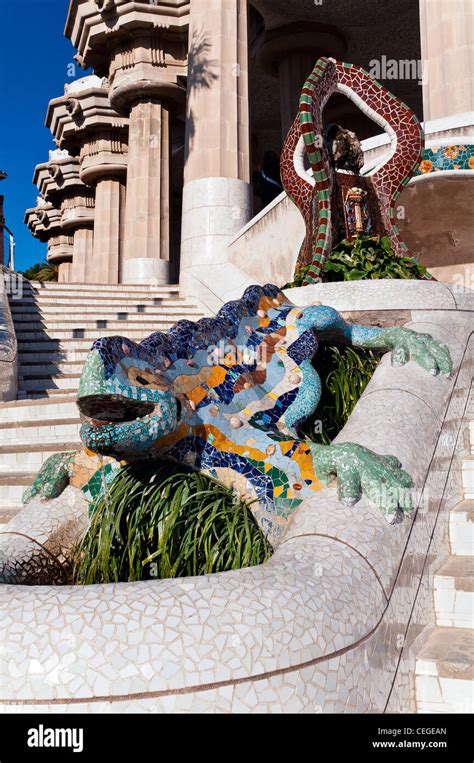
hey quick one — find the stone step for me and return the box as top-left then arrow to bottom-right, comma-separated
14,298 -> 191,311
18,382 -> 80,394
462,455 -> 474,500
0,506 -> 22,525
0,472 -> 37,510
19,290 -> 182,302
415,627 -> 473,713
18,367 -> 81,389
15,326 -> 175,341
14,317 -> 192,331
15,391 -> 77,403
0,417 -> 81,445
434,556 -> 473,628
0,441 -> 81,469
0,397 -> 78,421
11,303 -> 201,316
24,282 -> 180,294
19,389 -> 78,400
17,340 -> 103,352
450,501 -> 474,556
17,348 -> 91,361
19,361 -> 85,376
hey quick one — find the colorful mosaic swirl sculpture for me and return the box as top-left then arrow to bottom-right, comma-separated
24,285 -> 452,545
281,57 -> 426,283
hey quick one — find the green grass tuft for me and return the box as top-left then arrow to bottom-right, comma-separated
300,344 -> 381,445
73,461 -> 272,585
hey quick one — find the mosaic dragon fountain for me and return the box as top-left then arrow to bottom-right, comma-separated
22,58 -> 450,546
24,284 -> 451,543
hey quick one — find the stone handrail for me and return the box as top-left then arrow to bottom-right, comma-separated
0,267 -> 17,402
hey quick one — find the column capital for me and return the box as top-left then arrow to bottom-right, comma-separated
65,0 -> 189,114
252,21 -> 347,78
33,152 -> 95,231
46,76 -> 129,184
24,201 -> 74,266
24,201 -> 62,241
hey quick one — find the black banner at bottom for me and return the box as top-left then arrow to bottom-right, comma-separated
0,712 -> 470,760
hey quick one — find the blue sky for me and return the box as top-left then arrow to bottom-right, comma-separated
0,0 -> 91,271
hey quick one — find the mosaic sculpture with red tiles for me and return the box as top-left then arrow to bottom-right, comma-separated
280,57 -> 429,283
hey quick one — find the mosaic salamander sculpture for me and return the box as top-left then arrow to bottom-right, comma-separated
23,284 -> 452,544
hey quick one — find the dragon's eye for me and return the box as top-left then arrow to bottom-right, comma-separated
135,375 -> 150,386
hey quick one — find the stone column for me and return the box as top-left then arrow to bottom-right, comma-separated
180,0 -> 254,310
66,3 -> 189,286
71,227 -> 94,283
33,154 -> 95,283
121,100 -> 171,284
91,177 -> 124,284
58,261 -> 72,283
46,77 -> 128,284
252,22 -> 347,139
278,51 -> 323,138
419,0 -> 474,121
24,201 -> 74,279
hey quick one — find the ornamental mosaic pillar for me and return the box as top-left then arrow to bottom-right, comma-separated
33,151 -> 95,283
419,0 -> 474,120
46,76 -> 128,284
65,0 -> 189,285
180,0 -> 254,308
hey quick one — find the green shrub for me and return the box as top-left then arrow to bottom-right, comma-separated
73,461 -> 272,584
284,235 -> 427,288
21,260 -> 59,282
300,343 -> 381,445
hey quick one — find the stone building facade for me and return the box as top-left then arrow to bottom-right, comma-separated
25,0 -> 473,296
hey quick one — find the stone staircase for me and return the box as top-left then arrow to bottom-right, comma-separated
0,280 -> 203,523
414,388 -> 474,713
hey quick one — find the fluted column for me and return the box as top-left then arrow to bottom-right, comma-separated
25,200 -> 74,278
91,177 -> 125,283
180,0 -> 254,308
278,51 -> 322,138
121,100 -> 171,284
46,76 -> 129,284
419,0 -> 474,120
71,227 -> 94,283
66,3 -> 188,286
58,261 -> 72,282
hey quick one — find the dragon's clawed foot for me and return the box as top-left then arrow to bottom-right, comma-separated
22,453 -> 74,505
310,442 -> 413,522
379,327 -> 452,376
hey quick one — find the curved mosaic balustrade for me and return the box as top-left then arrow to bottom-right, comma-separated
416,143 -> 474,176
0,281 -> 472,712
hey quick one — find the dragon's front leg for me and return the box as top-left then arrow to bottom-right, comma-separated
310,442 -> 413,522
22,452 -> 75,504
295,305 -> 453,521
